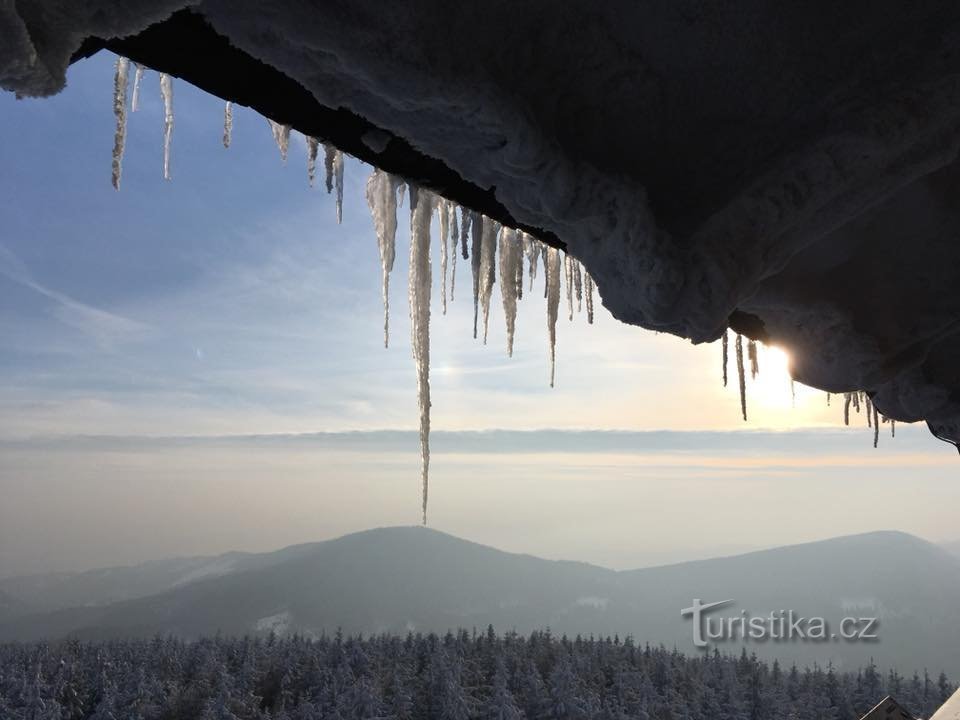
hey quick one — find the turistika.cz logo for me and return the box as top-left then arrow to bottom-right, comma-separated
681,599 -> 879,648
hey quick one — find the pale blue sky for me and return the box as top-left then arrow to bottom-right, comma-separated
0,52 -> 957,575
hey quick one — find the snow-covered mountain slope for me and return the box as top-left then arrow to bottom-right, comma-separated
3,527 -> 959,675
5,2 -> 960,446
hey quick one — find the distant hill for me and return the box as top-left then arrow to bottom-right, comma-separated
2,528 -> 958,675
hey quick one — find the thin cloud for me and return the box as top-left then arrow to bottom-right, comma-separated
0,243 -> 148,346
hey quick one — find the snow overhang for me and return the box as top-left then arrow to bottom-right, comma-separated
5,1 -> 960,450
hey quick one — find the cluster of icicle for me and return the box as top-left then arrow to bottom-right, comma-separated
721,331 -> 896,447
110,58 -> 348,222
365,169 -> 595,523
108,56 -> 599,524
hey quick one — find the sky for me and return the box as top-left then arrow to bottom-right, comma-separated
0,52 -> 957,577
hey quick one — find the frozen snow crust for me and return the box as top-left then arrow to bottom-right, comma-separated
5,0 -> 960,448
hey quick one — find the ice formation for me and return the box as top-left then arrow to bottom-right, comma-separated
407,185 -> 435,525
564,254 -> 574,321
130,63 -> 143,112
573,262 -> 583,313
721,332 -> 729,387
735,334 -> 747,421
498,228 -> 521,356
478,217 -> 498,343
438,200 -> 449,314
323,144 -> 336,193
268,120 -> 291,163
545,247 -> 562,387
522,233 -> 539,291
110,57 -> 129,191
747,340 -> 759,379
448,201 -> 458,301
159,73 -> 173,181
470,213 -> 482,338
584,271 -> 595,324
223,101 -> 233,149
365,169 -> 400,348
333,150 -> 344,224
306,136 -> 319,186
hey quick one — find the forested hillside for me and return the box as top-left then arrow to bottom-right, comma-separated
0,631 -> 953,720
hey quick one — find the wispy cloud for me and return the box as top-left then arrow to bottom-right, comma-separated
0,243 -> 148,347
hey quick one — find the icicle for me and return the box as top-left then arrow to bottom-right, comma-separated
323,143 -> 336,193
827,392 -> 831,406
396,182 -> 406,208
573,262 -> 583,313
365,170 -> 399,349
747,340 -> 759,379
471,213 -> 482,339
305,136 -> 318,185
268,120 -> 290,163
721,330 -> 729,387
584,270 -> 595,324
873,405 -> 880,447
460,207 -> 470,260
514,242 -> 524,302
523,233 -> 540,291
891,419 -> 896,437
791,379 -> 796,408
334,150 -> 345,223
843,393 -> 852,426
499,228 -> 521,356
736,334 -> 747,421
408,186 -> 435,525
852,392 -> 861,414
130,63 -> 144,112
479,217 -> 498,344
448,201 -> 458,302
439,201 -> 449,315
564,254 -> 574,321
110,57 -> 130,191
546,247 -> 562,387
866,396 -> 873,428
223,102 -> 233,149
159,73 -> 174,181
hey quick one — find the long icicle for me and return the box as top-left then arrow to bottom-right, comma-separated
408,186 -> 435,525
471,213 -> 483,338
111,57 -> 130,191
365,170 -> 399,348
479,217 -> 498,343
564,253 -> 574,321
843,392 -> 852,426
130,63 -> 144,112
546,247 -> 562,387
460,206 -> 470,260
439,201 -> 449,314
334,150 -> 345,223
223,102 -> 233,149
159,73 -> 174,180
584,269 -> 595,324
873,404 -> 880,447
499,228 -> 521,356
736,334 -> 747,421
573,261 -> 583,313
721,330 -> 729,387
449,201 -> 458,302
